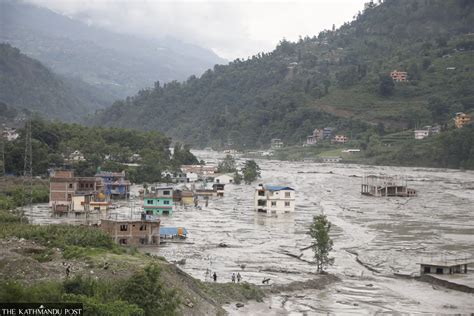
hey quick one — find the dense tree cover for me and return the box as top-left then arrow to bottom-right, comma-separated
369,125 -> 474,169
2,119 -> 197,183
242,160 -> 261,184
0,44 -> 108,122
308,214 -> 334,273
94,0 -> 473,149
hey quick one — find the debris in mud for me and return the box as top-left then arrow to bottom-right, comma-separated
218,243 -> 228,248
235,302 -> 244,308
185,298 -> 194,308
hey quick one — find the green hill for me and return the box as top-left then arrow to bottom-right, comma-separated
0,0 -> 226,99
94,0 -> 473,150
0,43 -> 110,121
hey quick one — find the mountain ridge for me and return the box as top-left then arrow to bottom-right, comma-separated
93,0 -> 474,148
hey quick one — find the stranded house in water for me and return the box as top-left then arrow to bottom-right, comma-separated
254,184 -> 295,215
361,175 -> 416,197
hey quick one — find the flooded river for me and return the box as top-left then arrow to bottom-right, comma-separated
26,150 -> 474,314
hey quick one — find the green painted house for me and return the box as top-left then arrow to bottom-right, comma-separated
143,187 -> 174,215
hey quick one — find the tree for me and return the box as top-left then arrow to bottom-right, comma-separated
217,155 -> 236,173
233,171 -> 242,185
242,160 -> 261,184
119,264 -> 179,315
378,75 -> 395,96
308,214 -> 334,273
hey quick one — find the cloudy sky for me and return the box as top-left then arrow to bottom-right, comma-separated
26,0 -> 367,60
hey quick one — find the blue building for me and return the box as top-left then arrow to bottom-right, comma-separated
95,171 -> 130,199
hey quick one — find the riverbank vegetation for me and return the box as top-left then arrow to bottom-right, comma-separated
272,125 -> 474,170
2,119 -> 198,183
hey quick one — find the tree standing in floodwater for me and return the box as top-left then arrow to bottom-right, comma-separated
309,214 -> 334,273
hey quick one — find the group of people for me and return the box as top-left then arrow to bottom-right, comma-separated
208,271 -> 242,283
231,272 -> 242,283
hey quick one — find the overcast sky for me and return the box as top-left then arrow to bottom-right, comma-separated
26,0 -> 367,60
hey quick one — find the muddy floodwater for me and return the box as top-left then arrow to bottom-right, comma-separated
26,150 -> 474,314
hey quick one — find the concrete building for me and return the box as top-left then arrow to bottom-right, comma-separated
322,156 -> 342,163
419,260 -> 471,275
214,174 -> 234,184
49,169 -> 75,212
95,171 -> 130,199
2,127 -> 19,141
143,187 -> 174,216
390,70 -> 408,82
361,175 -> 416,197
333,135 -> 348,143
50,169 -> 106,213
271,138 -> 284,149
255,184 -> 295,215
100,219 -> 161,246
454,112 -> 471,128
306,129 -> 323,145
414,129 -> 430,140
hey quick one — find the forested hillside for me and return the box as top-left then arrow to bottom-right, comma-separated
0,0 -> 226,99
94,0 -> 474,149
0,43 -> 106,121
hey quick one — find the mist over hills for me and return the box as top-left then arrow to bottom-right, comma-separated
0,43 -> 109,121
93,0 -> 474,149
0,0 -> 226,100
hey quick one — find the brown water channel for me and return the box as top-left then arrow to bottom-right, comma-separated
25,150 -> 474,314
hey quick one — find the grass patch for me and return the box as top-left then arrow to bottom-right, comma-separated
204,282 -> 265,304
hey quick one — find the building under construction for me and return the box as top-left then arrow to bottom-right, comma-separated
361,175 -> 416,197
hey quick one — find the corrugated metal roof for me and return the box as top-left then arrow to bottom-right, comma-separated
265,185 -> 294,191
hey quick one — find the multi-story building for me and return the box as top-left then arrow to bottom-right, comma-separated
143,187 -> 174,216
270,138 -> 284,149
454,112 -> 471,128
333,135 -> 348,143
306,129 -> 323,145
95,171 -> 130,199
49,169 -> 76,212
390,70 -> 408,82
254,184 -> 295,215
100,218 -> 161,246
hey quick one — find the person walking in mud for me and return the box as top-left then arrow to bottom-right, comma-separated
237,272 -> 242,283
213,272 -> 217,282
231,273 -> 236,283
66,264 -> 71,278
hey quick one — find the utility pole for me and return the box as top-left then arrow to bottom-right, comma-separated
0,137 -> 5,182
22,119 -> 33,223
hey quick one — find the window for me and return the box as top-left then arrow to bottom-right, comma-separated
139,238 -> 146,245
285,192 -> 291,198
164,200 -> 170,205
147,200 -> 153,205
80,183 -> 84,188
120,225 -> 128,231
146,210 -> 153,215
94,207 -> 100,211
69,183 -> 73,189
119,239 -> 127,245
163,190 -> 170,195
271,201 -> 277,207
67,194 -> 72,200
285,202 -> 290,207
140,225 -> 147,231
258,191 -> 265,196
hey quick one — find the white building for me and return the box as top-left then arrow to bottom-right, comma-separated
255,184 -> 295,215
414,129 -> 430,140
214,174 -> 234,184
186,172 -> 199,183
